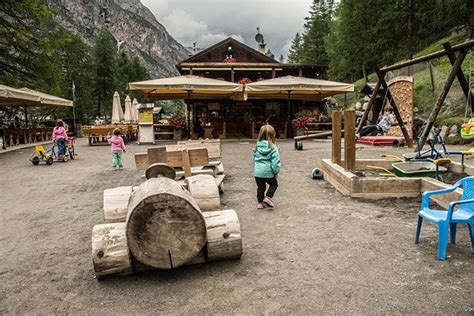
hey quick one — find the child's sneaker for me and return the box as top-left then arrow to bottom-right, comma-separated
263,196 -> 274,208
256,203 -> 265,209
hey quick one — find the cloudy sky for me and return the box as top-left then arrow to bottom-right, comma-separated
141,0 -> 312,60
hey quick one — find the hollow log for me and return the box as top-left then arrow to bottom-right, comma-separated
203,210 -> 242,261
103,186 -> 134,223
126,177 -> 206,269
92,222 -> 132,279
185,175 -> 220,211
145,163 -> 177,180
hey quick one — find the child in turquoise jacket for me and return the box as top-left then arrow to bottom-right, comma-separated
253,124 -> 281,209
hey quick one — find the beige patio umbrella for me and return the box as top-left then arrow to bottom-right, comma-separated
128,75 -> 243,100
0,84 -> 73,107
124,95 -> 133,122
111,91 -> 124,123
246,76 -> 354,134
132,98 -> 139,122
245,76 -> 354,100
128,75 -> 244,127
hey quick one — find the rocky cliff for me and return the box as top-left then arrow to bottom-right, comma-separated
48,0 -> 189,78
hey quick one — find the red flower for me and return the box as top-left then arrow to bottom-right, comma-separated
239,77 -> 252,84
168,116 -> 186,129
291,116 -> 311,128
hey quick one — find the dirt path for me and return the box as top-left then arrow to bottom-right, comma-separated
0,139 -> 473,314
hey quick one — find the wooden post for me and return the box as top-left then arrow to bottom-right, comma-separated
181,148 -> 192,178
298,67 -> 303,77
343,110 -> 356,172
231,68 -> 235,82
271,68 -> 276,78
416,48 -> 468,151
428,61 -> 436,92
356,80 -> 382,133
444,42 -> 473,112
332,111 -> 342,165
376,69 -> 412,147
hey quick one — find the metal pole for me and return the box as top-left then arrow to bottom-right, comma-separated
72,80 -> 76,135
24,106 -> 28,128
287,91 -> 291,137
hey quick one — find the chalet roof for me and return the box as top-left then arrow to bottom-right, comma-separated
178,37 -> 277,65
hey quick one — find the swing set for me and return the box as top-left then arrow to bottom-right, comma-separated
357,40 -> 474,150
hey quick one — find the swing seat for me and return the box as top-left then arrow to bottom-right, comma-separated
460,119 -> 474,139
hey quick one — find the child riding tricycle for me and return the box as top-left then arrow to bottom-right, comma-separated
30,120 -> 76,165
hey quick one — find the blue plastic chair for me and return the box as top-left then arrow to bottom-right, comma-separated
415,176 -> 474,260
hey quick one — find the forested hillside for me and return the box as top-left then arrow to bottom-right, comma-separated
289,0 -> 472,82
0,0 -> 186,124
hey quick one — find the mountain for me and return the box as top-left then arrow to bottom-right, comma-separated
47,0 -> 190,78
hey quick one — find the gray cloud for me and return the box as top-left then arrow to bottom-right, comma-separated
141,0 -> 312,60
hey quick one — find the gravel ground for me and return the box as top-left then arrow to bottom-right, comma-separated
0,138 -> 473,314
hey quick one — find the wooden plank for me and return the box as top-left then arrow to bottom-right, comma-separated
293,130 -> 335,141
416,49 -> 468,151
380,39 -> 474,72
147,146 -> 168,164
444,42 -> 473,112
181,149 -> 192,178
188,148 -> 209,167
320,159 -> 353,196
343,111 -> 356,171
332,111 -> 342,165
135,152 -> 149,171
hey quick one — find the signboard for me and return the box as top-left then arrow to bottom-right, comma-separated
138,108 -> 153,123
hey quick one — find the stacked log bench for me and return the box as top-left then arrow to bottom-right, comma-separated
92,177 -> 242,279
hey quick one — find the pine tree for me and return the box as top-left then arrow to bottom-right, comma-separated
300,0 -> 335,66
93,28 -> 117,117
287,33 -> 303,63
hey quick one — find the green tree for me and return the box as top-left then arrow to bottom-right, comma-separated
300,0 -> 335,66
93,28 -> 117,117
287,33 -> 303,63
0,0 -> 50,84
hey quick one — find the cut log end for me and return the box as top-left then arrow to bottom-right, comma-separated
145,163 -> 177,180
126,178 -> 206,269
92,223 -> 132,279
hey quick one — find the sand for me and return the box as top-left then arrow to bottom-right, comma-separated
0,139 -> 473,314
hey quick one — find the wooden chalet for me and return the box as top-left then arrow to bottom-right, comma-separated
176,37 -> 326,138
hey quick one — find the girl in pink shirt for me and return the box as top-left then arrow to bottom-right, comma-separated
107,128 -> 126,170
52,120 -> 68,155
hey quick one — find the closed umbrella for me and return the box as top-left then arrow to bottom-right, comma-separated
128,75 -> 244,128
112,91 -> 124,123
132,98 -> 139,122
124,95 -> 133,122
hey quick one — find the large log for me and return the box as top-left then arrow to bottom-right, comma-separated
92,209 -> 242,278
126,177 -> 206,269
92,222 -> 132,279
203,210 -> 242,261
185,175 -> 221,211
103,186 -> 134,223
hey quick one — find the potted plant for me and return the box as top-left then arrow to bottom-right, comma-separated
291,116 -> 311,136
168,116 -> 186,142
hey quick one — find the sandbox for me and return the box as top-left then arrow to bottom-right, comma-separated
321,158 -> 473,209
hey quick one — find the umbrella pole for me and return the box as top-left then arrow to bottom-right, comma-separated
72,80 -> 76,135
287,91 -> 291,137
24,106 -> 28,128
187,90 -> 191,130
